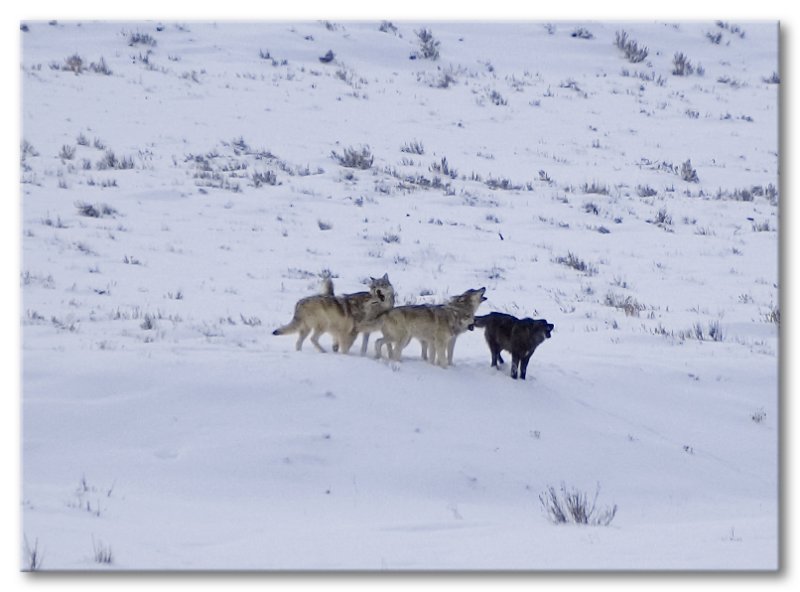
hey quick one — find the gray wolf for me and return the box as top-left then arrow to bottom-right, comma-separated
332,273 -> 396,354
374,287 -> 486,367
272,273 -> 394,354
473,312 -> 553,380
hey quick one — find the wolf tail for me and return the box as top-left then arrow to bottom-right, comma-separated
272,317 -> 301,336
472,314 -> 490,328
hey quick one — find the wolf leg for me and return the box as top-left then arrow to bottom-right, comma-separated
510,354 -> 520,379
309,328 -> 327,353
424,342 -> 438,365
295,327 -> 311,351
360,332 -> 370,356
338,330 -> 358,354
391,337 -> 409,361
520,353 -> 533,380
383,335 -> 408,362
446,336 -> 457,365
435,338 -> 449,368
489,342 -> 502,368
374,337 -> 388,359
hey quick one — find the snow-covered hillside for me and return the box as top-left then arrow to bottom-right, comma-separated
20,20 -> 779,570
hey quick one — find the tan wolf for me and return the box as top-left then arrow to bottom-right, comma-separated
272,274 -> 394,354
374,287 -> 486,367
330,273 -> 396,354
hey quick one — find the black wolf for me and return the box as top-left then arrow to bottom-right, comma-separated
473,312 -> 553,380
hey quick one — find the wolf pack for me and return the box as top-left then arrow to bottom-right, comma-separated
273,274 -> 553,381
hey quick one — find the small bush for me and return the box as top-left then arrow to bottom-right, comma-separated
651,208 -> 673,226
240,314 -> 262,327
672,52 -> 691,75
677,321 -> 725,342
555,252 -> 598,276
427,65 -> 460,89
140,314 -> 156,330
21,139 -> 40,158
75,201 -> 118,218
379,21 -> 398,34
251,170 -> 278,187
59,144 -> 76,160
636,184 -> 657,197
412,28 -> 440,60
571,27 -> 594,40
732,188 -> 754,202
128,31 -> 157,47
95,150 -> 134,170
401,140 -> 425,155
92,537 -> 113,564
614,30 -> 648,63
583,201 -> 600,215
605,292 -> 645,316
680,159 -> 699,183
332,145 -> 374,169
89,56 -> 113,75
539,482 -> 617,526
429,157 -> 457,179
42,213 -> 67,228
707,320 -> 724,342
581,181 -> 609,195
64,54 -> 84,74
764,304 -> 780,325
485,177 -> 523,191
487,89 -> 507,106
23,536 -> 43,571
716,21 -> 746,39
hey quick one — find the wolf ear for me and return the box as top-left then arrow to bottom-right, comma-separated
382,272 -> 389,281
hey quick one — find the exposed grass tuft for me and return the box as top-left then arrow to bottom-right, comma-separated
539,482 -> 617,526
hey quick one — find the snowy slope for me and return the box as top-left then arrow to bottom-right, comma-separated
20,20 -> 779,570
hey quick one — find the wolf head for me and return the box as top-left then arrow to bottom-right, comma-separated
369,272 -> 395,306
447,287 -> 487,330
523,319 -> 554,342
448,287 -> 487,313
536,320 -> 554,339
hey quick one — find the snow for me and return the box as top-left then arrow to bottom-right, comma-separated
18,19 -> 779,571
